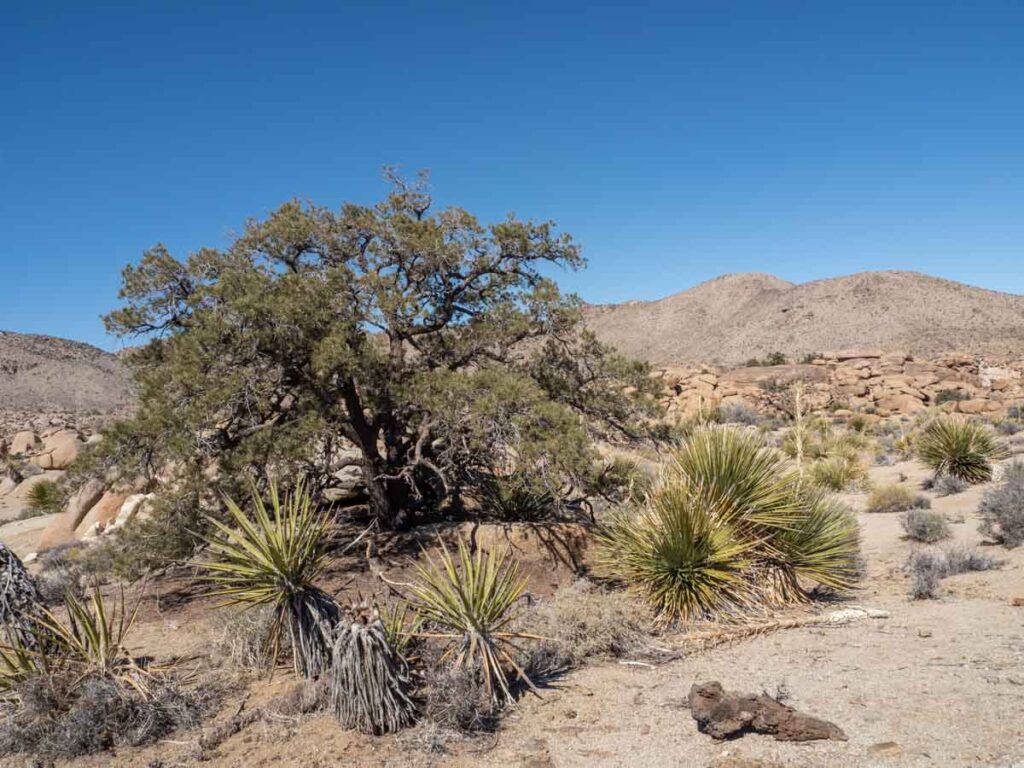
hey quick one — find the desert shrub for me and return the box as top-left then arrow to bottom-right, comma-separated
923,473 -> 969,496
517,580 -> 645,675
0,674 -> 213,758
596,427 -> 860,623
995,420 -> 1022,436
865,484 -> 930,514
21,479 -> 64,519
474,472 -> 558,521
0,588 -> 213,758
906,545 -> 1000,599
809,455 -> 866,492
978,461 -> 1024,548
916,416 -> 1008,484
196,481 -> 341,679
847,414 -> 870,434
420,665 -> 496,734
899,509 -> 950,543
934,388 -> 969,404
908,549 -> 946,599
719,403 -> 761,426
408,537 -> 536,706
210,606 -> 276,674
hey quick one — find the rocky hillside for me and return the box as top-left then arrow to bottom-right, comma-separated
0,332 -> 132,431
585,271 -> 1024,365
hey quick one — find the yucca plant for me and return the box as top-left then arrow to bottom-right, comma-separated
916,416 -> 1008,484
765,486 -> 860,603
597,426 -> 860,624
24,479 -> 65,517
596,486 -> 758,623
196,480 -> 340,678
1,587 -> 153,703
407,537 -> 537,706
329,610 -> 417,735
378,601 -> 422,658
30,586 -> 153,695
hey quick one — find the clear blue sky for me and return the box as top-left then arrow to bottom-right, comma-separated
3,1 -> 1023,349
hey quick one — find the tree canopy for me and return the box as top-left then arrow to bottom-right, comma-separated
100,171 -> 664,530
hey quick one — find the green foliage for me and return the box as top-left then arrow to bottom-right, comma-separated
934,388 -> 969,404
596,427 -> 860,624
23,480 -> 64,518
407,537 -> 535,706
101,172 -> 664,531
809,455 -> 867,492
744,351 -> 788,367
0,588 -> 169,737
916,416 -> 1008,483
195,481 -> 340,678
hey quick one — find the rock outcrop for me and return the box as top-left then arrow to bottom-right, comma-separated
659,352 -> 1024,419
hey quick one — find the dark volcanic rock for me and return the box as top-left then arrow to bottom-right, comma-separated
689,681 -> 847,742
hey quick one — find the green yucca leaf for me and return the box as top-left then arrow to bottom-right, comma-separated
194,479 -> 342,677
916,416 -> 1009,483
597,426 -> 861,623
596,485 -> 758,623
407,536 -> 536,705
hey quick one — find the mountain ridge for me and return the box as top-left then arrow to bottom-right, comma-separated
584,270 -> 1024,365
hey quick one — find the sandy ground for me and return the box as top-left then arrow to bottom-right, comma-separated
2,456 -> 1023,767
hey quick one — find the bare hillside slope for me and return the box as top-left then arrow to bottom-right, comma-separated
0,331 -> 131,413
585,270 -> 1024,365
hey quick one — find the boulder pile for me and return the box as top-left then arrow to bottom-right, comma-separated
658,351 -> 1024,419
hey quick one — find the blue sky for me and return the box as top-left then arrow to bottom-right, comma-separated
2,1 -> 1023,349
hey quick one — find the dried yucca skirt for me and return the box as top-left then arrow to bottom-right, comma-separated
328,618 -> 416,734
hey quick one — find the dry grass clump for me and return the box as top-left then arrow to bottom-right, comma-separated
809,454 -> 867,492
597,426 -> 860,624
899,509 -> 950,543
516,580 -> 647,675
420,665 -> 497,734
0,588 -> 215,758
209,606 -> 277,674
907,545 -> 1000,599
865,484 -> 931,514
915,416 -> 1008,484
978,461 -> 1024,548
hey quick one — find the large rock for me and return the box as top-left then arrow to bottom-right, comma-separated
107,493 -> 155,531
38,478 -> 105,550
875,394 -> 927,414
9,431 -> 39,455
73,491 -> 128,539
689,681 -> 847,742
29,430 -> 84,470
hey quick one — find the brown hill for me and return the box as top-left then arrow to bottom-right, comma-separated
584,270 -> 1024,365
0,331 -> 132,414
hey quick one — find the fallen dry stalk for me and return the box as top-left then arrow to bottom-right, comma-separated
669,606 -> 889,653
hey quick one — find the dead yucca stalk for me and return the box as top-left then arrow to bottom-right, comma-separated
328,608 -> 416,735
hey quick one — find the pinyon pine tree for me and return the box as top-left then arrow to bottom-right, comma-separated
98,171 -> 663,532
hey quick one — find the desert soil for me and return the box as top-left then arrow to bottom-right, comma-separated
2,456 -> 1023,767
